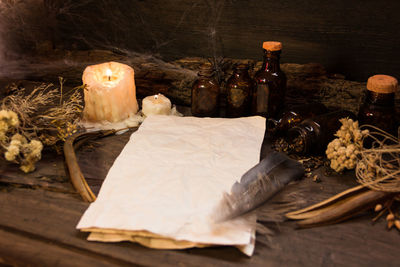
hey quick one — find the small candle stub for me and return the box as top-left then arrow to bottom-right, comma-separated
142,93 -> 172,116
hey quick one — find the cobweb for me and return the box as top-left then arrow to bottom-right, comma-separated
0,0 -> 230,80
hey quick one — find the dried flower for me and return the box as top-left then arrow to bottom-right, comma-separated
0,120 -> 9,133
4,144 -> 20,161
0,131 -> 5,142
16,139 -> 43,173
0,110 -> 19,127
20,163 -> 35,173
326,118 -> 369,172
56,122 -> 78,141
8,111 -> 19,127
0,110 -> 9,119
11,133 -> 27,144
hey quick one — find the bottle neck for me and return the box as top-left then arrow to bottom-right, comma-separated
366,90 -> 395,106
261,50 -> 281,72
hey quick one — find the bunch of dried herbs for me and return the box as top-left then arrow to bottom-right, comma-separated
0,78 -> 83,172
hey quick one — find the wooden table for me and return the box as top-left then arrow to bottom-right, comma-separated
0,127 -> 399,267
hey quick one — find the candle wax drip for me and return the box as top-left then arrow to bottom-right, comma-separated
82,62 -> 138,123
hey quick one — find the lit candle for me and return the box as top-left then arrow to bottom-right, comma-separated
142,93 -> 172,116
82,62 -> 138,123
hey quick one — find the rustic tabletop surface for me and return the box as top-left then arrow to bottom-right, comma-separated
0,115 -> 399,267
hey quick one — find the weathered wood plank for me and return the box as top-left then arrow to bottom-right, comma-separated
0,188 -> 245,266
0,228 -> 132,267
0,174 -> 74,194
0,147 -> 74,194
0,178 -> 399,267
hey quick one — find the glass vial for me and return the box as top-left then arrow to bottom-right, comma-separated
226,64 -> 253,117
286,110 -> 356,155
191,63 -> 220,117
358,74 -> 398,136
267,102 -> 328,137
252,41 -> 287,118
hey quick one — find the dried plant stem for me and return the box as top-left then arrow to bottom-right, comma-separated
372,208 -> 387,223
356,125 -> 400,192
286,185 -> 365,218
296,190 -> 391,228
64,128 -> 132,202
64,132 -> 97,202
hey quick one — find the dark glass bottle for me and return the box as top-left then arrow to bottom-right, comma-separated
226,64 -> 253,117
358,75 -> 398,136
286,110 -> 356,155
191,64 -> 220,117
267,102 -> 328,137
252,41 -> 287,118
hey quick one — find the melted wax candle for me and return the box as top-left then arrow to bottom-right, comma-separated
82,62 -> 138,123
142,93 -> 172,116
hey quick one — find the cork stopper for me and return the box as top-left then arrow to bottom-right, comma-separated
367,75 -> 398,94
262,41 -> 282,51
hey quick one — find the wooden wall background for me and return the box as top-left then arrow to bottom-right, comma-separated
1,0 -> 399,81
56,0 -> 400,81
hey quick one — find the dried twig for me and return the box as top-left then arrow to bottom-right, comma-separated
356,125 -> 400,192
295,189 -> 392,228
63,128 -> 133,202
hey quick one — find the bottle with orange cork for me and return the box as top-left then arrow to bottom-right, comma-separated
358,74 -> 398,136
252,41 -> 287,118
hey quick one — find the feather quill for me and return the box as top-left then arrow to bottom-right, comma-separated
213,151 -> 304,222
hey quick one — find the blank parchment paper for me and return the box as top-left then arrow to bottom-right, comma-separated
77,115 -> 265,255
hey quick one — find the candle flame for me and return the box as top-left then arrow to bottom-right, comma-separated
106,68 -> 112,81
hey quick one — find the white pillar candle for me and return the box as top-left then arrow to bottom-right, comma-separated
142,93 -> 172,116
82,62 -> 138,123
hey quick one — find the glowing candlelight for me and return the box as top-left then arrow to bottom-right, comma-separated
106,68 -> 112,81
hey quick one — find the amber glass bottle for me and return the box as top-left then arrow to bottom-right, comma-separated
286,110 -> 355,155
191,63 -> 220,117
358,75 -> 398,136
267,102 -> 328,137
252,41 -> 287,118
226,64 -> 253,117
